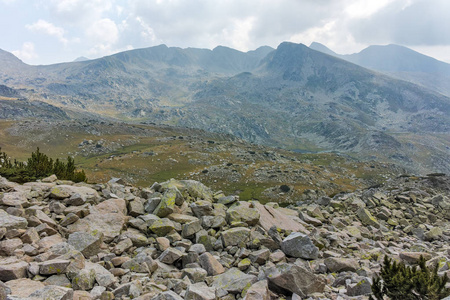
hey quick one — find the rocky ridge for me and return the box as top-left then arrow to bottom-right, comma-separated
0,173 -> 450,299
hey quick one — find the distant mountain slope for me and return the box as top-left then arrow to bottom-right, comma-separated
309,42 -> 450,97
0,43 -> 449,174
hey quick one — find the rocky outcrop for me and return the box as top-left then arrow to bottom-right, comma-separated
0,174 -> 449,299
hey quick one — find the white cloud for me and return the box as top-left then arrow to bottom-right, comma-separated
26,19 -> 68,45
12,42 -> 38,61
86,18 -> 119,56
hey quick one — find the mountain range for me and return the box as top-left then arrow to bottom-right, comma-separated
0,42 -> 449,174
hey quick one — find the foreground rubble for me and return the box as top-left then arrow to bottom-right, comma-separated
0,173 -> 450,299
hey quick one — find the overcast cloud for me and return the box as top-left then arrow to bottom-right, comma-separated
1,0 -> 449,65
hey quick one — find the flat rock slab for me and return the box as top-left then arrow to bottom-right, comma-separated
253,203 -> 309,234
324,257 -> 359,272
0,209 -> 28,230
212,268 -> 257,294
6,278 -> 45,298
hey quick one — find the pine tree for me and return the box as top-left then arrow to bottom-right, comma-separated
371,255 -> 450,300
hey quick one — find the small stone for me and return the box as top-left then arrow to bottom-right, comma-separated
400,252 -> 432,264
212,268 -> 257,294
182,220 -> 203,238
0,209 -> 28,230
346,277 -> 372,296
243,280 -> 270,300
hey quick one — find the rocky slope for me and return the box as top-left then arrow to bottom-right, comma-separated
309,42 -> 450,98
1,173 -> 450,299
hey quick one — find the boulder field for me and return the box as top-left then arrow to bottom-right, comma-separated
0,174 -> 450,299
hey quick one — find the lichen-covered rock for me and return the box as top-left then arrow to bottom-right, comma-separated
212,268 -> 257,294
39,259 -> 71,275
153,188 -> 178,217
221,227 -> 251,247
149,218 -> 175,236
244,280 -> 271,300
68,231 -> 104,258
72,268 -> 96,291
356,208 -> 380,228
226,203 -> 260,226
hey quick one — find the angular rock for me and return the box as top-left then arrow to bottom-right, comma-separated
158,247 -> 184,264
72,268 -> 96,291
244,280 -> 270,300
185,282 -> 216,300
39,259 -> 71,275
151,290 -> 184,300
190,200 -> 213,218
0,257 -> 28,281
346,277 -> 372,296
6,278 -> 45,298
128,198 -> 145,217
21,227 -> 40,244
253,203 -> 308,233
264,263 -> 326,298
249,249 -> 271,265
182,267 -> 207,283
221,227 -> 251,247
0,192 -> 28,207
324,257 -> 359,273
199,252 -> 225,276
113,238 -> 133,255
212,268 -> 257,294
356,208 -> 380,228
0,209 -> 27,230
67,198 -> 126,243
28,285 -> 74,300
149,218 -> 175,236
0,238 -> 23,256
182,220 -> 203,238
281,232 -> 319,260
68,231 -> 104,258
153,188 -> 178,217
226,204 -> 260,226
400,252 -> 432,264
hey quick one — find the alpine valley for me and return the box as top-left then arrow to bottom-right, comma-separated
0,41 -> 449,177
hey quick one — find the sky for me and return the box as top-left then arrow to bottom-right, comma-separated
1,0 -> 450,65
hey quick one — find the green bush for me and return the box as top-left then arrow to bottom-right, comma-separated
370,255 -> 450,300
0,147 -> 87,183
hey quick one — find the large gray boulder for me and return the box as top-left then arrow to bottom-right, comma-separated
264,263 -> 326,298
0,209 -> 28,230
281,232 -> 319,260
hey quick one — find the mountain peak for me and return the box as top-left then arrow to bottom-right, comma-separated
309,42 -> 338,56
